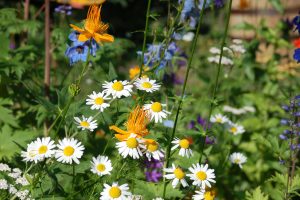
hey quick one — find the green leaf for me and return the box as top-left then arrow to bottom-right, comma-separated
246,187 -> 269,200
107,62 -> 118,80
268,0 -> 284,14
0,98 -> 18,127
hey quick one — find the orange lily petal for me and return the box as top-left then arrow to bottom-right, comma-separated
115,133 -> 130,141
78,32 -> 92,42
70,24 -> 84,33
94,33 -> 114,43
109,125 -> 129,135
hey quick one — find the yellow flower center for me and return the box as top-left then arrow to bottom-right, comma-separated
112,81 -> 124,91
109,186 -> 121,198
63,146 -> 75,156
204,191 -> 215,200
151,102 -> 162,112
179,139 -> 190,149
142,82 -> 152,89
94,97 -> 104,105
173,168 -> 185,180
196,171 -> 207,181
38,145 -> 48,154
234,159 -> 240,164
147,142 -> 158,152
230,127 -> 237,133
126,138 -> 138,148
80,121 -> 90,127
96,164 -> 106,172
216,118 -> 222,123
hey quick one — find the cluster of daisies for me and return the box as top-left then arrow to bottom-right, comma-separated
164,163 -> 216,199
210,113 -> 247,168
207,39 -> 245,68
74,77 -> 171,134
0,163 -> 33,200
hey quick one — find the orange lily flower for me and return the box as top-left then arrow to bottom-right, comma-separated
109,106 -> 150,141
70,3 -> 114,44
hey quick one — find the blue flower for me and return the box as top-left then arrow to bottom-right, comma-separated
293,48 -> 300,62
65,31 -> 99,65
179,0 -> 211,28
292,15 -> 300,34
65,44 -> 89,65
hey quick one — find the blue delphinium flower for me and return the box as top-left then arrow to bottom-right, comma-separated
292,15 -> 300,34
65,45 -> 89,65
65,31 -> 99,65
138,42 -> 182,71
179,0 -> 212,28
293,48 -> 300,62
214,0 -> 226,8
279,95 -> 300,152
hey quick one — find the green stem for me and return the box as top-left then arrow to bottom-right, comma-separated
162,0 -> 208,198
51,44 -> 91,137
198,0 -> 233,163
139,0 -> 152,77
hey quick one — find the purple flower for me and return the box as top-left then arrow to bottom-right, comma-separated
205,136 -> 216,145
214,0 -> 226,8
188,115 -> 211,130
55,5 -> 72,15
145,170 -> 162,182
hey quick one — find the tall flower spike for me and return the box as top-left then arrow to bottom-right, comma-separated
110,106 -> 150,141
70,3 -> 114,44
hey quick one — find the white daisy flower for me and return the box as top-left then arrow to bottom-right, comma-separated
134,77 -> 160,93
182,32 -> 195,42
29,137 -> 56,161
152,198 -> 164,200
100,182 -> 132,200
229,152 -> 247,168
164,164 -> 188,188
21,141 -> 41,163
143,102 -> 170,123
232,39 -> 243,44
55,138 -> 84,164
102,80 -> 133,99
74,115 -> 98,131
229,44 -> 245,54
0,179 -> 8,190
86,91 -> 110,112
192,190 -> 205,200
228,122 -> 245,135
116,134 -> 145,159
90,155 -> 113,176
209,47 -> 221,54
171,138 -> 193,158
144,140 -> 164,161
187,163 -> 216,189
210,114 -> 229,124
0,163 -> 11,172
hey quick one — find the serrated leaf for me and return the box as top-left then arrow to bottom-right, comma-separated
246,187 -> 269,200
